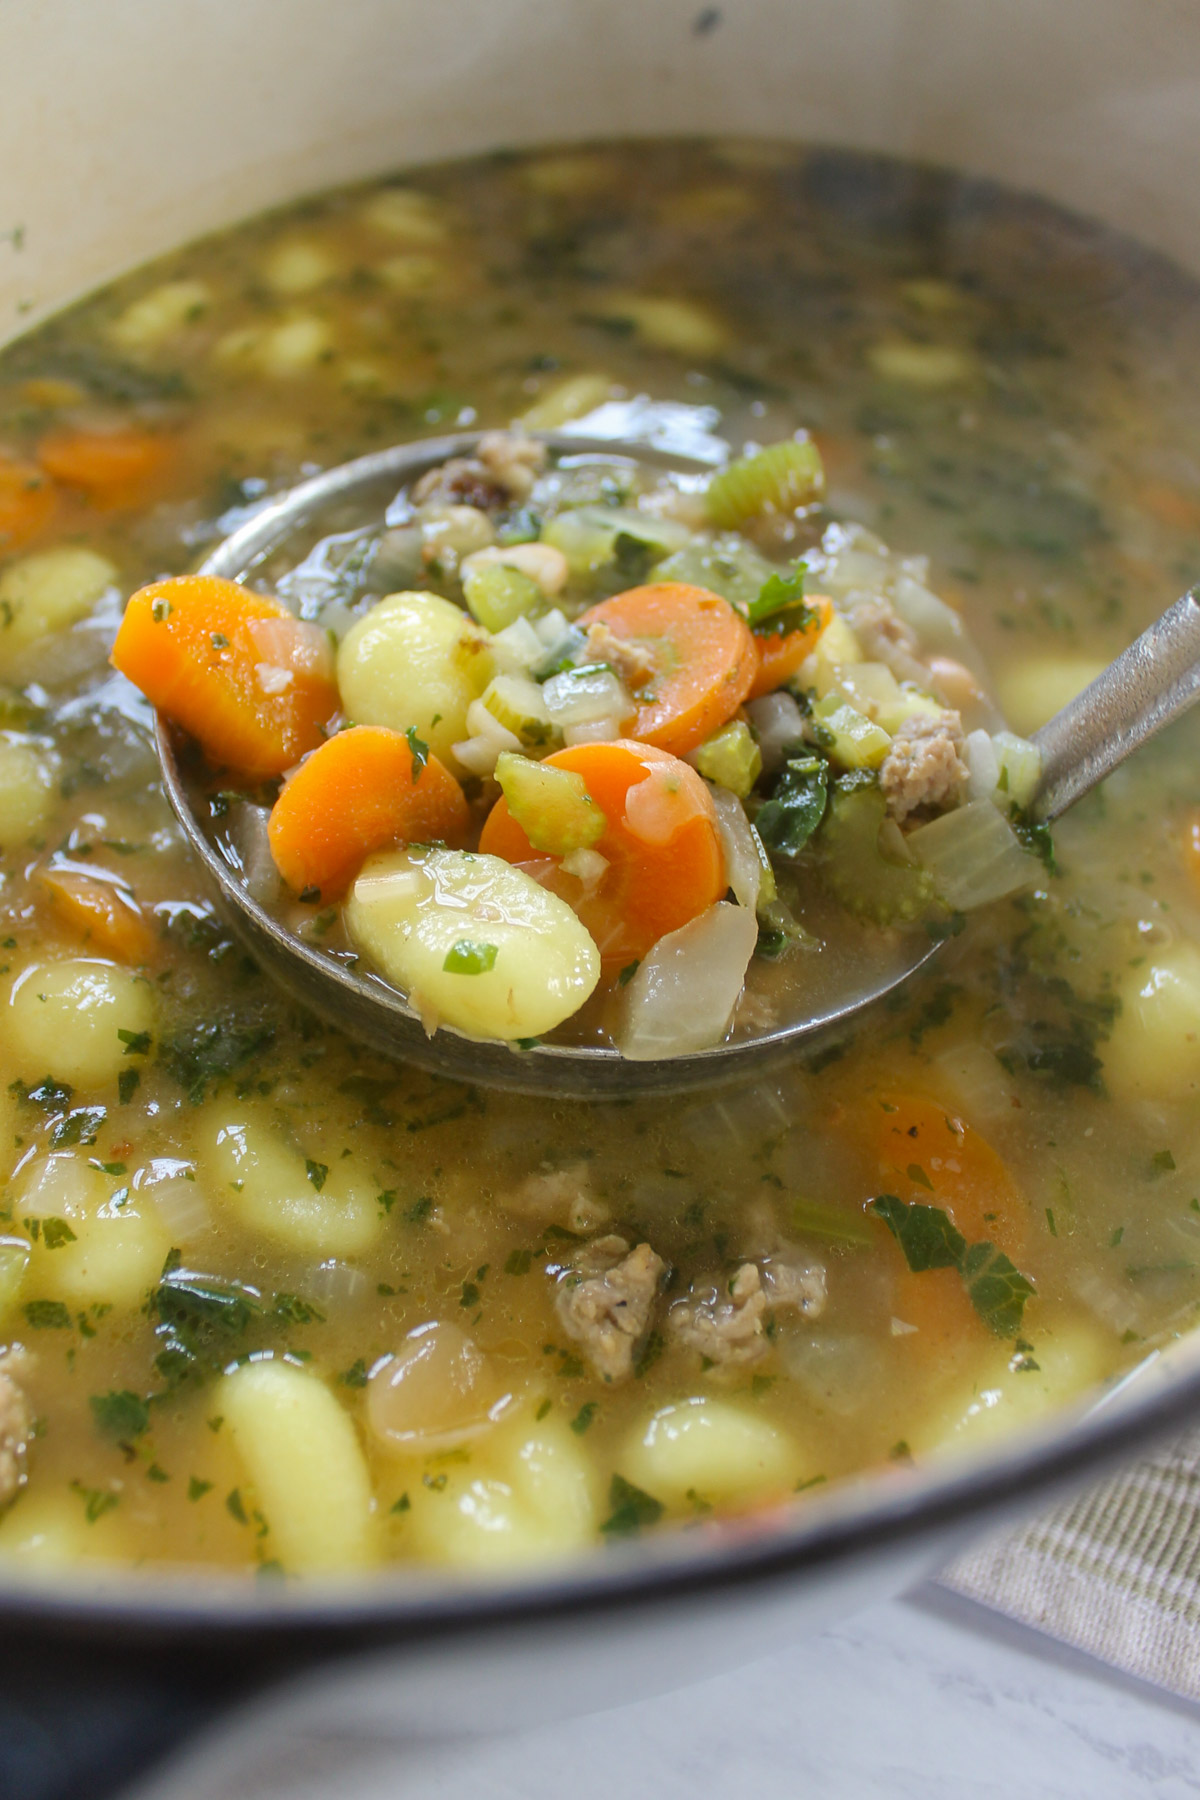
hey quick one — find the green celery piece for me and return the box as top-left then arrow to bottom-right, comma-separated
816,779 -> 937,926
495,752 -> 605,856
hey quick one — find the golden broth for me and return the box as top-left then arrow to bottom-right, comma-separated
1,140 -> 1199,1578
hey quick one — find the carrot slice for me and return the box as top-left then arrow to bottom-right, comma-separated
873,1094 -> 1026,1357
0,457 -> 58,549
268,726 -> 469,898
479,739 -> 725,965
38,425 -> 173,508
748,593 -> 832,698
40,866 -> 158,965
111,574 -> 339,781
579,582 -> 758,756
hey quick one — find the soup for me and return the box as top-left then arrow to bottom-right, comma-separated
1,140 -> 1199,1580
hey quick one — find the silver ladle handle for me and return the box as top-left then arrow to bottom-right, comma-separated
1031,589 -> 1200,822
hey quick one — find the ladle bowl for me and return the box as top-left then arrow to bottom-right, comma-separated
155,430 -> 1200,1098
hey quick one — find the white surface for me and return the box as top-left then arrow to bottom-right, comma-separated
135,1583 -> 1200,1800
8,0 -> 1200,345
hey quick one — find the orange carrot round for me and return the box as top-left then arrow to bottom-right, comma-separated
579,582 -> 758,756
38,424 -> 173,508
873,1094 -> 1027,1356
479,739 -> 725,964
111,574 -> 339,781
748,593 -> 832,698
0,457 -> 58,549
268,726 -> 469,898
40,866 -> 158,966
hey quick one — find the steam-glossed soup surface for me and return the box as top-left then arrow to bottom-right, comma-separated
2,140 -> 1200,1579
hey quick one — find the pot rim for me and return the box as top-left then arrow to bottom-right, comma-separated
1,1333 -> 1193,1649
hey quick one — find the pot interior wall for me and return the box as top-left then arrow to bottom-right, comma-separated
3,0 -> 1200,344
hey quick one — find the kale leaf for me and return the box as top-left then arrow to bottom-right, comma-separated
870,1194 -> 1036,1336
754,755 -> 829,857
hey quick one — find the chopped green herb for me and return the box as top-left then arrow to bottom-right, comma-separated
89,1389 -> 150,1441
338,1358 -> 369,1388
304,1158 -> 328,1193
226,1487 -> 248,1524
459,1280 -> 481,1309
23,1299 -> 73,1330
570,1401 -> 598,1435
39,1217 -> 77,1250
405,726 -> 429,778
600,1473 -> 664,1537
618,960 -> 640,986
188,1477 -> 213,1501
71,1481 -> 119,1522
443,940 -> 499,975
505,1247 -> 533,1276
390,1492 -> 411,1514
117,1028 -> 152,1056
1153,1150 -> 1177,1174
535,1397 -> 553,1421
118,1068 -> 141,1105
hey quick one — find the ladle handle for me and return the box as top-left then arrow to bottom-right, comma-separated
1031,588 -> 1200,822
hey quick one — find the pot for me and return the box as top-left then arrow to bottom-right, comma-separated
4,3 -> 1200,1795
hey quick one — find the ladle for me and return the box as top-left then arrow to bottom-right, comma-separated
154,431 -> 1200,1097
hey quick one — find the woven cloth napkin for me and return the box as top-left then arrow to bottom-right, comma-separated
939,1430 -> 1200,1701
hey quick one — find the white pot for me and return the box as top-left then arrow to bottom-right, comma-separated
3,0 -> 1200,1777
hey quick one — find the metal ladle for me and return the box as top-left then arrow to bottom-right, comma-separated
154,431 -> 1200,1097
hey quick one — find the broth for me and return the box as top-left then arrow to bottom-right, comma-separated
1,140 -> 1199,1578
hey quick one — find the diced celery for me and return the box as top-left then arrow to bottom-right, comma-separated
816,779 -> 937,926
494,752 -> 606,855
812,697 -> 892,771
806,614 -> 863,695
480,675 -> 563,750
462,562 -> 544,633
706,438 -> 825,530
907,799 -> 1039,910
992,731 -> 1042,811
653,534 -> 778,612
693,720 -> 762,798
540,506 -> 691,580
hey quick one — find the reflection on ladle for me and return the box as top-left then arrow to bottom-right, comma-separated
151,432 -> 1200,1098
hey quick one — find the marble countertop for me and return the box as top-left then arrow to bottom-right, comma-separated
130,1582 -> 1200,1800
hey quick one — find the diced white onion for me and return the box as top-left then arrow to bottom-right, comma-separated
907,799 -> 1039,911
532,607 -> 570,646
561,847 -> 609,887
616,902 -> 759,1060
488,616 -> 546,673
707,785 -> 763,911
964,728 -> 1000,802
563,716 -> 623,746
136,1159 -> 211,1240
744,691 -> 806,774
542,665 -> 632,727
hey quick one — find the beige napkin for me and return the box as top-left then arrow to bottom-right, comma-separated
940,1431 -> 1200,1701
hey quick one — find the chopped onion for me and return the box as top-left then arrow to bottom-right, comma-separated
488,615 -> 546,674
907,799 -> 1039,911
542,664 -> 632,727
964,728 -> 1000,802
616,901 -> 759,1059
561,847 -> 609,888
455,699 -> 522,775
707,785 -> 764,910
744,691 -> 806,773
563,716 -> 623,746
135,1159 -> 211,1240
